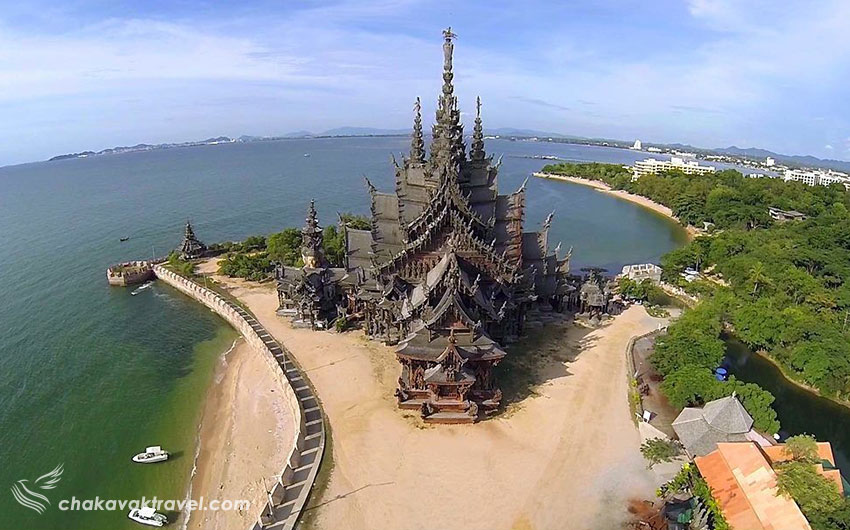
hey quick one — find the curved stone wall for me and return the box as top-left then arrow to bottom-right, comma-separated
152,265 -> 325,530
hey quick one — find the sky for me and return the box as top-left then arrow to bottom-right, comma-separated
2,0 -> 850,166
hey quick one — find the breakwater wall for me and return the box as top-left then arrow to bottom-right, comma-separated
152,265 -> 325,530
106,260 -> 154,286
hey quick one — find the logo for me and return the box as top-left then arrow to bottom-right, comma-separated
11,463 -> 64,514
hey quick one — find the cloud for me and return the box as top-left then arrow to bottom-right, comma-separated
509,96 -> 569,111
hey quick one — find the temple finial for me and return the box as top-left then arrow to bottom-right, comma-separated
470,96 -> 486,161
305,199 -> 319,231
410,97 -> 425,163
431,27 -> 464,171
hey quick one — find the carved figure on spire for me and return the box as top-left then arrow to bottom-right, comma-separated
470,96 -> 486,161
442,27 -> 457,69
410,97 -> 425,163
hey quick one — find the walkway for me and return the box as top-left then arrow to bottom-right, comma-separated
152,265 -> 325,530
230,301 -> 326,530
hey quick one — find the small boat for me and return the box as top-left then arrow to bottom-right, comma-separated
128,506 -> 168,527
120,236 -> 130,242
132,446 -> 169,464
131,281 -> 154,296
303,153 -> 311,157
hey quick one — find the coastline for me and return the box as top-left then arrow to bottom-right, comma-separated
184,337 -> 294,530
154,263 -> 314,530
533,172 -> 698,239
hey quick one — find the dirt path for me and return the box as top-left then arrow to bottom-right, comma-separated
198,261 -> 665,530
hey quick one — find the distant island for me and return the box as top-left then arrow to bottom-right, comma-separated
47,127 -> 850,174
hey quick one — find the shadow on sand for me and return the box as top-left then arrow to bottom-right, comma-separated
492,319 -> 608,413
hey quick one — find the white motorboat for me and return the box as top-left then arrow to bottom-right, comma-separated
128,506 -> 168,527
131,281 -> 153,296
132,446 -> 169,464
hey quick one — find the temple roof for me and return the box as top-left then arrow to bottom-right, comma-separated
397,327 -> 506,362
345,228 -> 373,271
178,220 -> 206,258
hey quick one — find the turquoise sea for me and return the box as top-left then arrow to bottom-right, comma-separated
0,137 -> 688,529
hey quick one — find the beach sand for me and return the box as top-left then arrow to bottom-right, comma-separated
184,332 -> 294,530
534,172 -> 698,238
196,259 -> 667,530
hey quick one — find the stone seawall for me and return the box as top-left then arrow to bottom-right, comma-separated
152,265 -> 325,530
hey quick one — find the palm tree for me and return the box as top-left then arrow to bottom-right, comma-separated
749,262 -> 770,296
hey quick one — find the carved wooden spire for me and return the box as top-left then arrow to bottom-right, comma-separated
430,28 -> 464,172
470,96 -> 486,161
301,199 -> 324,268
410,97 -> 425,163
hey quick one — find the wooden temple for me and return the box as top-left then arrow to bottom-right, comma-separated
277,28 -> 573,423
276,200 -> 353,330
178,220 -> 207,260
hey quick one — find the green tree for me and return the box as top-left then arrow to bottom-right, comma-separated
783,434 -> 819,463
167,251 -> 196,276
776,460 -> 843,525
322,225 -> 346,267
659,366 -> 718,408
747,261 -> 770,296
339,213 -> 372,230
267,228 -> 303,266
640,438 -> 682,468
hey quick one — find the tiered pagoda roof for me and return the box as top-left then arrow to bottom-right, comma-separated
343,29 -> 572,423
178,220 -> 207,260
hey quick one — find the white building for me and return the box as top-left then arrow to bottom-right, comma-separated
765,157 -> 775,167
621,263 -> 662,283
783,169 -> 850,188
631,139 -> 642,150
647,146 -> 663,153
632,157 -> 716,178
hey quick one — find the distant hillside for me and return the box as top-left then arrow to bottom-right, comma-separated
45,129 -> 850,172
714,146 -> 850,172
319,127 -> 408,137
487,128 -> 574,139
48,137 -> 236,161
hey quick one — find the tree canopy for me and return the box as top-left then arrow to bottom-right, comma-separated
550,162 -> 850,402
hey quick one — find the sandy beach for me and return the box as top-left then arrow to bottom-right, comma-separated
185,328 -> 294,530
196,258 -> 668,530
534,172 -> 698,238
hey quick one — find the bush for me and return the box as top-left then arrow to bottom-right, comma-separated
217,252 -> 273,281
267,228 -> 303,266
167,252 -> 195,276
783,434 -> 819,463
640,438 -> 682,468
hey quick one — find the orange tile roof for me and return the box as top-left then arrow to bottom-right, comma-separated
695,442 -> 812,530
762,442 -> 843,496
